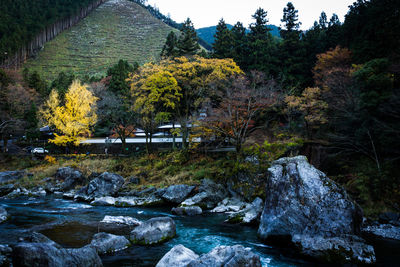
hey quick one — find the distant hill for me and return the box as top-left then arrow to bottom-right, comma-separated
196,24 -> 280,47
23,0 -> 178,81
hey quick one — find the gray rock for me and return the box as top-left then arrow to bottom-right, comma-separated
87,172 -> 125,197
227,172 -> 267,202
172,206 -> 202,216
161,185 -> 195,204
156,244 -> 199,267
226,197 -> 263,225
12,242 -> 103,267
91,196 -> 117,206
292,234 -> 376,265
0,171 -> 25,184
89,232 -> 130,255
115,195 -> 164,207
0,244 -> 12,255
188,245 -> 262,267
130,217 -> 176,245
129,176 -> 141,185
378,212 -> 400,225
258,156 -> 363,241
0,184 -> 14,197
55,167 -> 84,191
181,179 -> 227,210
98,215 -> 141,234
211,198 -> 247,213
21,232 -> 62,249
362,224 -> 400,241
0,207 -> 9,223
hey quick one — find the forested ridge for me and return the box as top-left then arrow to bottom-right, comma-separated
0,0 -> 106,67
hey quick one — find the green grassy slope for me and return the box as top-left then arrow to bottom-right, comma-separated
23,0 -> 177,81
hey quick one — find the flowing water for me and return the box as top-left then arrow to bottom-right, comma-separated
0,196 -> 399,266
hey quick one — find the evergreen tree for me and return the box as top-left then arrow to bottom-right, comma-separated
231,22 -> 249,69
212,18 -> 234,58
177,18 -> 200,56
28,71 -> 48,97
161,31 -> 179,58
319,11 -> 328,30
247,8 -> 278,75
107,59 -> 138,95
51,71 -> 75,100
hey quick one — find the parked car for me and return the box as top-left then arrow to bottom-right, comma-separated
31,147 -> 49,154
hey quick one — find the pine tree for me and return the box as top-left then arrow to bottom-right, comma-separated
161,31 -> 179,58
212,18 -> 233,58
231,22 -> 249,69
177,18 -> 200,56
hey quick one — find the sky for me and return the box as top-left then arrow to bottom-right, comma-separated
146,0 -> 356,30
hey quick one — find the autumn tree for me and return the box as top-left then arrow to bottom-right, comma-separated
203,74 -> 276,157
285,87 -> 328,139
40,80 -> 98,147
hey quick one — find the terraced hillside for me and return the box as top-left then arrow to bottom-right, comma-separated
23,0 -> 177,81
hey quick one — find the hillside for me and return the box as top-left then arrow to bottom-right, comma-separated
196,24 -> 280,46
23,0 -> 177,81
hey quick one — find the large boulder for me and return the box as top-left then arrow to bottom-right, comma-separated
86,172 -> 125,197
258,156 -> 363,241
89,232 -> 130,255
91,197 -> 117,206
130,217 -> 176,245
226,197 -> 264,225
0,207 -> 9,223
161,184 -> 195,204
188,245 -> 262,267
156,244 -> 199,267
181,179 -> 228,210
0,171 -> 25,184
55,167 -> 84,191
115,195 -> 164,207
211,198 -> 247,213
292,234 -> 376,264
172,206 -> 202,216
12,242 -> 102,267
20,232 -> 61,249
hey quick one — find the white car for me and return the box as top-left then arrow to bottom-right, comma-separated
31,147 -> 49,154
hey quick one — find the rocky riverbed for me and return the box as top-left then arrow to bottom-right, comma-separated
0,156 -> 399,266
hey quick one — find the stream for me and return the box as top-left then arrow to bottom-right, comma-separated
1,195 -> 399,266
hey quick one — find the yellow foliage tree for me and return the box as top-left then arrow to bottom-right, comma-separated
40,80 -> 98,146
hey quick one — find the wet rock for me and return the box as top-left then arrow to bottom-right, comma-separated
0,207 -> 9,223
98,215 -> 141,235
55,167 -> 84,191
89,232 -> 130,255
161,184 -> 195,204
62,190 -> 76,199
211,198 -> 247,213
0,184 -> 14,197
188,245 -> 262,267
115,195 -> 164,207
86,172 -> 125,197
20,232 -> 62,249
378,212 -> 400,225
130,217 -> 176,245
258,156 -> 363,241
0,171 -> 25,184
12,242 -> 103,267
181,179 -> 227,210
0,244 -> 12,255
156,244 -> 199,267
172,206 -> 202,216
226,197 -> 263,225
91,196 -> 117,206
362,224 -> 400,241
0,244 -> 12,267
292,234 -> 376,265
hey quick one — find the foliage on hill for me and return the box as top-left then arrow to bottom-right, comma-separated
0,0 -> 103,62
22,0 -> 178,81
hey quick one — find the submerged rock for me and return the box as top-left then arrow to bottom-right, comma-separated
87,172 -> 125,197
0,171 -> 25,184
0,207 -> 9,223
130,217 -> 176,245
161,184 -> 195,204
181,179 -> 227,210
292,234 -> 376,265
258,156 -> 363,240
156,244 -> 199,267
188,245 -> 262,267
171,206 -> 202,216
89,232 -> 130,255
55,167 -> 84,191
12,242 -> 102,267
226,197 -> 263,225
362,224 -> 400,241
